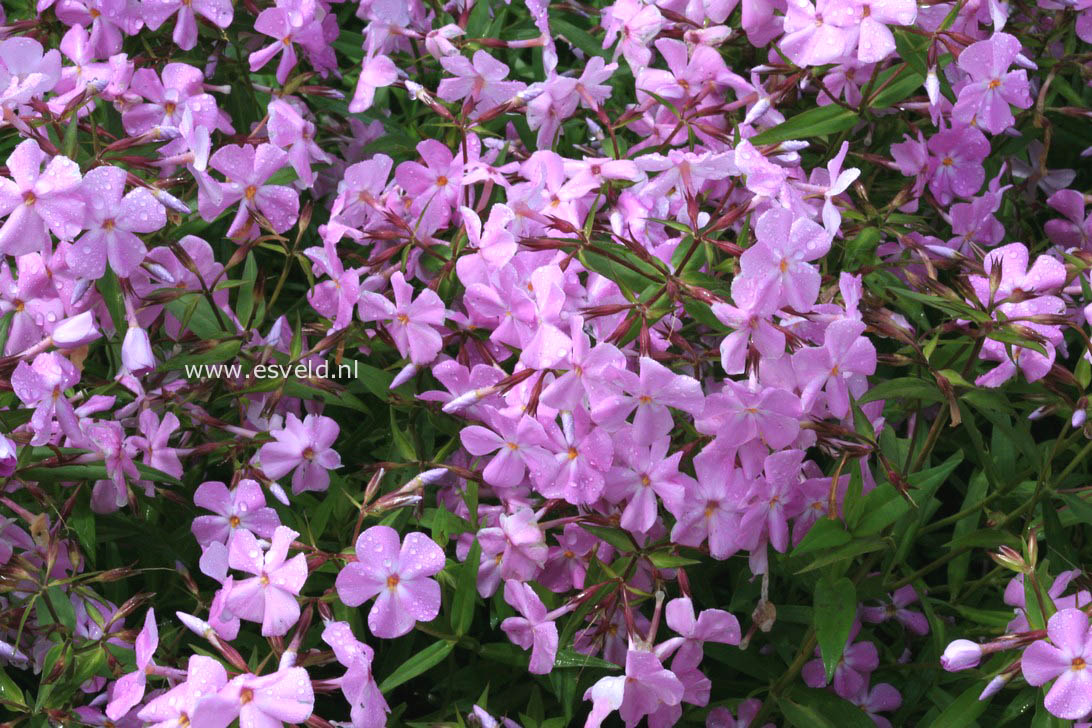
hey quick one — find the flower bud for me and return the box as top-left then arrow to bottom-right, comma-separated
0,434 -> 16,477
52,311 -> 101,348
925,67 -> 940,107
940,639 -> 982,671
978,672 -> 1012,700
122,325 -> 155,375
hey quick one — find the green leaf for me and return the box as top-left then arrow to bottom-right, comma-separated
164,293 -> 225,340
853,483 -> 911,536
1062,494 -> 1092,526
351,360 -> 394,398
814,576 -> 857,683
749,105 -> 860,145
996,689 -> 1036,726
97,269 -> 126,334
645,551 -> 701,568
868,65 -> 926,108
452,539 -> 480,637
552,648 -> 620,670
579,524 -> 634,553
0,668 -> 25,708
158,339 -> 242,372
947,471 -> 988,598
62,114 -> 79,159
779,688 -> 875,728
389,410 -> 417,461
551,17 -> 609,59
466,0 -> 492,37
579,245 -> 663,297
237,251 -> 258,328
859,377 -> 944,405
795,538 -> 887,574
37,588 -> 76,631
843,227 -> 884,270
927,683 -> 992,727
378,640 -> 455,693
792,518 -> 852,557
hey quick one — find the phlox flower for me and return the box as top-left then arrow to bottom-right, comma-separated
500,580 -> 563,674
358,271 -> 447,366
137,654 -> 227,728
226,526 -> 308,637
106,609 -> 158,721
142,0 -> 232,51
213,667 -> 315,728
201,143 -> 300,240
952,32 -> 1033,134
0,139 -> 84,257
1022,609 -> 1092,720
191,479 -> 280,547
738,206 -> 831,313
69,165 -> 165,280
257,413 -> 342,495
583,649 -> 684,728
322,621 -> 389,728
335,525 -> 446,638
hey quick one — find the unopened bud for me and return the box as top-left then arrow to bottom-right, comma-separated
52,311 -> 101,347
940,639 -> 982,671
152,188 -> 192,215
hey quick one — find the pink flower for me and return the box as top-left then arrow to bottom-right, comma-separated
860,586 -> 930,635
926,125 -> 990,206
591,356 -> 704,442
1046,189 -> 1092,249
358,272 -> 447,366
476,508 -> 548,596
55,0 -> 140,57
123,63 -> 232,138
437,50 -> 526,112
322,621 -> 389,728
460,410 -> 557,490
226,526 -> 308,637
802,628 -> 879,699
137,654 -> 227,728
604,429 -> 691,534
106,609 -> 158,720
129,409 -> 183,484
793,319 -> 877,417
852,0 -> 916,63
11,352 -> 84,446
0,139 -> 84,256
952,32 -> 1033,135
0,37 -> 61,108
1022,609 -> 1092,720
663,597 -> 741,670
249,0 -> 329,84
349,54 -> 398,113
142,0 -> 232,51
395,140 -> 464,232
780,0 -> 857,67
737,206 -> 831,313
257,413 -> 342,495
601,0 -> 664,70
267,98 -> 331,187
212,667 -> 314,728
335,525 -> 446,638
0,436 -> 15,478
500,580 -> 561,674
583,649 -> 684,728
201,143 -> 300,240
669,446 -> 745,559
849,681 -> 902,728
70,166 -> 165,279
191,479 -> 280,547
